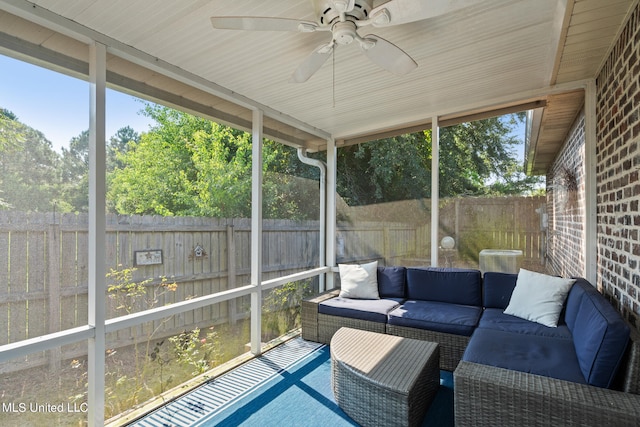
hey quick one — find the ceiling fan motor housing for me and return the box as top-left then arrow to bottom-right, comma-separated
314,0 -> 373,25
332,21 -> 357,44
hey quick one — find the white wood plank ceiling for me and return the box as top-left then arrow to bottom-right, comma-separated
0,0 -> 636,171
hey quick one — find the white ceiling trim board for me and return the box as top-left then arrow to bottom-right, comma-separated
334,79 -> 591,143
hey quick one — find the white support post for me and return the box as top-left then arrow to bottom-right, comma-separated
325,138 -> 337,290
431,117 -> 440,267
585,80 -> 597,285
87,42 -> 107,427
250,109 -> 264,356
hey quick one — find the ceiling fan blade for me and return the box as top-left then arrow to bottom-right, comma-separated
211,16 -> 320,32
289,44 -> 334,83
360,35 -> 417,75
369,0 -> 481,27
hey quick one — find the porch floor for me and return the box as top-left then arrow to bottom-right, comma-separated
127,336 -> 454,426
129,337 -> 323,426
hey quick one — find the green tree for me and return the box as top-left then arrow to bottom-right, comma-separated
0,109 -> 64,211
59,130 -> 89,212
437,114 -> 541,196
337,133 -> 430,206
58,126 -> 141,213
108,105 -> 221,216
337,114 -> 543,205
108,105 -> 319,219
0,108 -> 24,153
108,125 -> 139,170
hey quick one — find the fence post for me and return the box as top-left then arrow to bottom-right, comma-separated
455,199 -> 460,242
226,224 -> 237,325
47,222 -> 61,371
383,225 -> 390,265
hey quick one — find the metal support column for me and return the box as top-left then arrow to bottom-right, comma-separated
431,117 -> 440,267
250,109 -> 264,355
585,80 -> 597,284
88,41 -> 107,427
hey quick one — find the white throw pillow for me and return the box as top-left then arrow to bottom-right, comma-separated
338,261 -> 380,299
504,268 -> 576,327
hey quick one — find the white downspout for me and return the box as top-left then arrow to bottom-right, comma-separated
326,139 -> 337,291
297,148 -> 327,292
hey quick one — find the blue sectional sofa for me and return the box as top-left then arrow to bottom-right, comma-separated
464,272 -> 629,388
301,266 -> 637,388
304,266 -> 484,370
455,271 -> 640,426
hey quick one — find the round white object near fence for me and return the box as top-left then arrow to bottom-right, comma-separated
440,236 -> 455,249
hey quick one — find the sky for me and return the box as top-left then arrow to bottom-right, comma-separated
0,54 -> 155,152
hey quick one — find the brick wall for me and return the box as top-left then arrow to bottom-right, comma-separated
546,112 -> 586,279
595,3 -> 640,327
547,3 -> 640,327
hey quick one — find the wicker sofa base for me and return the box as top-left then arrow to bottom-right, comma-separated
301,289 -> 340,342
331,328 -> 440,427
317,313 -> 386,344
386,324 -> 469,372
454,361 -> 640,427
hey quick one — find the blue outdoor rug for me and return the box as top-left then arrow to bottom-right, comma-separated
132,338 -> 454,426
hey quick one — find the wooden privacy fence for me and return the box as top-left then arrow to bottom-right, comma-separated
338,196 -> 546,268
438,196 -> 547,268
0,213 -> 322,372
0,195 -> 545,372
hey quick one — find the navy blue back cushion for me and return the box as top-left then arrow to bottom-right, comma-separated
406,267 -> 482,306
569,281 -> 630,388
563,278 -> 592,331
377,266 -> 406,298
482,272 -> 517,309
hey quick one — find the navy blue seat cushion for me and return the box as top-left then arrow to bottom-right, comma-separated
388,300 -> 482,336
479,308 -> 572,339
377,266 -> 406,299
318,297 -> 402,323
463,328 -> 587,384
569,284 -> 630,388
406,267 -> 482,306
482,272 -> 517,309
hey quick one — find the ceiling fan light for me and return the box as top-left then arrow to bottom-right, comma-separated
332,20 -> 357,45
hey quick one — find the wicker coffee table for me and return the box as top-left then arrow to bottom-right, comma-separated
330,327 -> 440,427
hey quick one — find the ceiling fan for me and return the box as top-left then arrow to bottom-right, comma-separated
211,0 -> 477,83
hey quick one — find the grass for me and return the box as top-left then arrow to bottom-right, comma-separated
103,321 -> 252,419
0,274 -> 312,426
0,316 -> 299,427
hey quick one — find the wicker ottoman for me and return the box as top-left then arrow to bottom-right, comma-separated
330,327 -> 440,427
